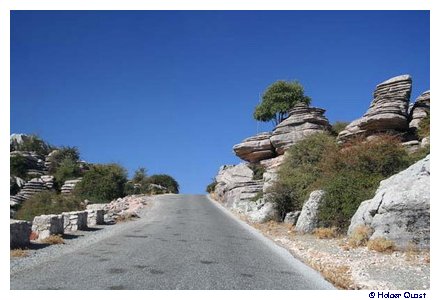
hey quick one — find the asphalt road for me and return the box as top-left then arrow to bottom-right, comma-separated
10,194 -> 334,290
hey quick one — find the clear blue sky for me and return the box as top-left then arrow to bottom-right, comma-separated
10,11 -> 429,194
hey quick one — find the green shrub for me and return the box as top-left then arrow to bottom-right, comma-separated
74,164 -> 127,203
146,174 -> 179,194
132,167 -> 148,184
12,134 -> 52,155
417,114 -> 430,138
206,179 -> 217,193
267,133 -> 338,219
318,135 -> 411,230
331,121 -> 349,135
47,146 -> 80,174
54,158 -> 81,185
15,191 -> 82,221
249,163 -> 265,180
10,155 -> 28,178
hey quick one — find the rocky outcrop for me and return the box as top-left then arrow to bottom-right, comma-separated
10,220 -> 31,249
260,155 -> 286,193
40,175 -> 55,189
284,211 -> 301,225
62,211 -> 88,231
409,90 -> 430,130
270,104 -> 331,154
32,214 -> 64,240
233,132 -> 276,162
10,178 -> 48,215
338,75 -> 412,142
295,190 -> 326,233
348,155 -> 430,249
61,178 -> 82,194
10,151 -> 47,176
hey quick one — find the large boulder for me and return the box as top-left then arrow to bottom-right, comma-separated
295,190 -> 326,233
233,132 -> 276,162
338,75 -> 412,142
248,202 -> 279,223
10,220 -> 31,249
270,104 -> 331,154
409,90 -> 430,131
284,211 -> 301,225
348,155 -> 430,249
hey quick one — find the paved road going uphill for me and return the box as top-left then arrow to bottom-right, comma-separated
10,194 -> 334,289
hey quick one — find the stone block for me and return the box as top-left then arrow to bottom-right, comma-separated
32,214 -> 64,240
10,219 -> 31,249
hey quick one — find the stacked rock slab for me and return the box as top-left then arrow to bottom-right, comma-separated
62,211 -> 88,231
270,104 -> 331,154
295,190 -> 326,233
40,175 -> 55,189
32,214 -> 64,240
10,219 -> 31,249
61,178 -> 82,194
348,155 -> 430,249
10,178 -> 47,215
10,151 -> 47,177
86,209 -> 105,226
338,75 -> 412,142
233,132 -> 276,162
409,90 -> 430,130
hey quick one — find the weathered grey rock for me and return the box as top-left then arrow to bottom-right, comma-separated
86,203 -> 107,211
260,155 -> 286,193
409,91 -> 430,130
248,202 -> 279,223
10,150 -> 47,173
348,155 -> 430,249
401,140 -> 420,154
284,211 -> 301,225
86,209 -> 105,226
32,214 -> 64,240
421,136 -> 430,148
62,211 -> 88,231
233,132 -> 276,162
10,178 -> 48,214
295,190 -> 326,233
338,75 -> 412,142
61,178 -> 82,194
270,104 -> 331,154
40,175 -> 55,189
10,219 -> 31,249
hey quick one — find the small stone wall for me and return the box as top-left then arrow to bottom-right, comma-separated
62,211 -> 88,231
86,209 -> 104,226
32,214 -> 64,240
10,220 -> 31,249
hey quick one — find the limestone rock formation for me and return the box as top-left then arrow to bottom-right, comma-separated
10,219 -> 31,249
270,104 -> 331,154
295,190 -> 326,233
248,202 -> 279,223
284,211 -> 301,225
32,214 -> 64,240
10,151 -> 47,176
40,175 -> 55,189
338,75 -> 412,142
348,155 -> 430,249
409,90 -> 430,130
260,155 -> 286,193
233,132 -> 276,162
10,178 -> 48,216
61,178 -> 82,194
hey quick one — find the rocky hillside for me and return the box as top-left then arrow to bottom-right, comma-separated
210,74 -> 430,249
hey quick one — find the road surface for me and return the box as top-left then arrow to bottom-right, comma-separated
10,194 -> 334,289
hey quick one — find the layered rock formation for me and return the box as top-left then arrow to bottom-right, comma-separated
233,132 -> 275,162
348,155 -> 430,249
270,104 -> 331,154
61,178 -> 82,194
338,75 -> 412,142
11,151 -> 47,177
409,90 -> 430,130
10,178 -> 48,217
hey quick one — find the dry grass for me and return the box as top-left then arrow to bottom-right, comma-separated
10,249 -> 28,258
314,227 -> 338,239
41,234 -> 65,245
307,260 -> 353,289
404,242 -> 420,261
367,238 -> 395,253
348,225 -> 372,248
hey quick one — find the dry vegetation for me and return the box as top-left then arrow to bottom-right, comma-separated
41,234 -> 65,245
367,238 -> 396,253
10,249 -> 28,258
314,227 -> 338,239
348,225 -> 372,248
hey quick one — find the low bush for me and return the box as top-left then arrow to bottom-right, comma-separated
53,158 -> 82,185
11,134 -> 52,156
146,174 -> 179,194
367,238 -> 396,253
10,155 -> 28,178
47,146 -> 80,174
331,121 -> 349,135
348,225 -> 373,248
10,249 -> 28,258
15,191 -> 82,221
206,179 -> 217,193
74,163 -> 127,203
249,163 -> 265,180
314,227 -> 338,239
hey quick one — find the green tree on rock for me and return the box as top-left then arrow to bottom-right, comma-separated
254,80 -> 311,126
